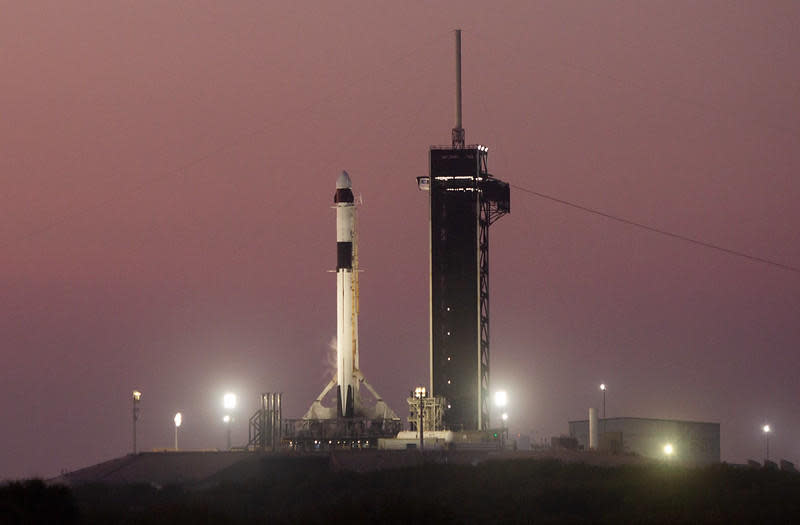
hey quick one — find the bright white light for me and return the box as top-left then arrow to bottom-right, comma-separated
494,391 -> 507,408
763,424 -> 771,434
600,383 -> 606,391
663,443 -> 674,455
223,393 -> 237,410
414,386 -> 427,398
223,414 -> 231,424
174,412 -> 182,428
132,390 -> 142,401
501,412 -> 508,422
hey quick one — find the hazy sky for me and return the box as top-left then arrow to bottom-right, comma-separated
2,1 -> 799,479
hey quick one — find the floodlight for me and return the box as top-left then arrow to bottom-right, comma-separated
494,390 -> 507,408
223,392 -> 237,410
600,383 -> 606,391
663,443 -> 674,456
132,390 -> 142,401
762,424 -> 771,433
174,412 -> 182,428
414,386 -> 427,398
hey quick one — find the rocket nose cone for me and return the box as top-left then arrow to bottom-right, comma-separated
336,170 -> 352,189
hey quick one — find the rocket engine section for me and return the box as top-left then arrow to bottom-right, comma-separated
335,171 -> 358,418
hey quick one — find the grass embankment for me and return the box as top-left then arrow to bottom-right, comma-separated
4,458 -> 800,523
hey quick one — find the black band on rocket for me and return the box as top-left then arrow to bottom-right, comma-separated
334,188 -> 354,203
337,242 -> 353,269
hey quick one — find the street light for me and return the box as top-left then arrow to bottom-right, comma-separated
599,383 -> 607,438
174,412 -> 182,450
223,392 -> 237,410
599,384 -> 606,418
762,424 -> 771,461
494,391 -> 508,443
494,391 -> 508,409
222,393 -> 237,451
132,390 -> 142,454
223,414 -> 232,450
663,443 -> 674,456
414,387 -> 427,451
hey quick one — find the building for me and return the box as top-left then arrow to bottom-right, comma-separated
569,417 -> 720,465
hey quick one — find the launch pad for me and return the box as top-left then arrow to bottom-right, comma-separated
253,30 -> 506,450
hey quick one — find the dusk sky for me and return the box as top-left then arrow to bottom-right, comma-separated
2,1 -> 799,479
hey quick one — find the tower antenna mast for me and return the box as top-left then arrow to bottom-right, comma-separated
452,29 -> 465,149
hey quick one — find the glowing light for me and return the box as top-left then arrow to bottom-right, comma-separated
501,412 -> 508,422
223,414 -> 231,424
223,393 -> 237,410
132,390 -> 142,401
763,425 -> 771,434
174,412 -> 182,428
663,443 -> 674,455
600,384 -> 606,391
494,391 -> 507,408
414,386 -> 427,398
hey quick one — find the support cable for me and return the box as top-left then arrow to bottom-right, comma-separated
510,183 -> 800,275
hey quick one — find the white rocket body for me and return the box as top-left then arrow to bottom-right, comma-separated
335,171 -> 358,418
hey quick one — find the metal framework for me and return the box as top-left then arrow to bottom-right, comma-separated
247,392 -> 282,452
407,394 -> 446,432
479,197 -> 491,429
282,417 -> 402,449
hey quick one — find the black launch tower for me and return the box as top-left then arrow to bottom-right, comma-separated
417,30 -> 510,431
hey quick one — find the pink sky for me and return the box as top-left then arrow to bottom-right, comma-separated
2,1 -> 799,478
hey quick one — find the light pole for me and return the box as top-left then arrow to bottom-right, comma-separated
414,387 -> 427,451
174,412 -> 182,450
599,383 -> 607,439
223,393 -> 237,451
132,390 -> 142,454
762,424 -> 771,461
223,415 -> 232,450
495,391 -> 508,444
599,384 -> 606,419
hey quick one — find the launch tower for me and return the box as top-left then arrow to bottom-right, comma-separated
417,30 -> 510,431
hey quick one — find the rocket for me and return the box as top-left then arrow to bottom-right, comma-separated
335,171 -> 358,418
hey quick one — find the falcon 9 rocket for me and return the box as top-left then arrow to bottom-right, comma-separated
334,170 -> 358,418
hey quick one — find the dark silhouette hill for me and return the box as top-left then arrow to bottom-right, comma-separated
7,452 -> 799,523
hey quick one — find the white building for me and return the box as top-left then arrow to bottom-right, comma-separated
569,417 -> 720,465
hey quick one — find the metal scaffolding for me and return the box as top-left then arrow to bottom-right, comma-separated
247,392 -> 282,452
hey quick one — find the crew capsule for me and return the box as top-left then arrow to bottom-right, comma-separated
335,170 -> 354,203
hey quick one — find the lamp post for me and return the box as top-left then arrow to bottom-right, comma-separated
223,414 -> 232,450
174,412 -> 182,451
599,383 -> 607,439
599,384 -> 606,418
762,424 -> 771,461
132,390 -> 142,454
495,391 -> 508,444
223,393 -> 237,451
414,387 -> 427,451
